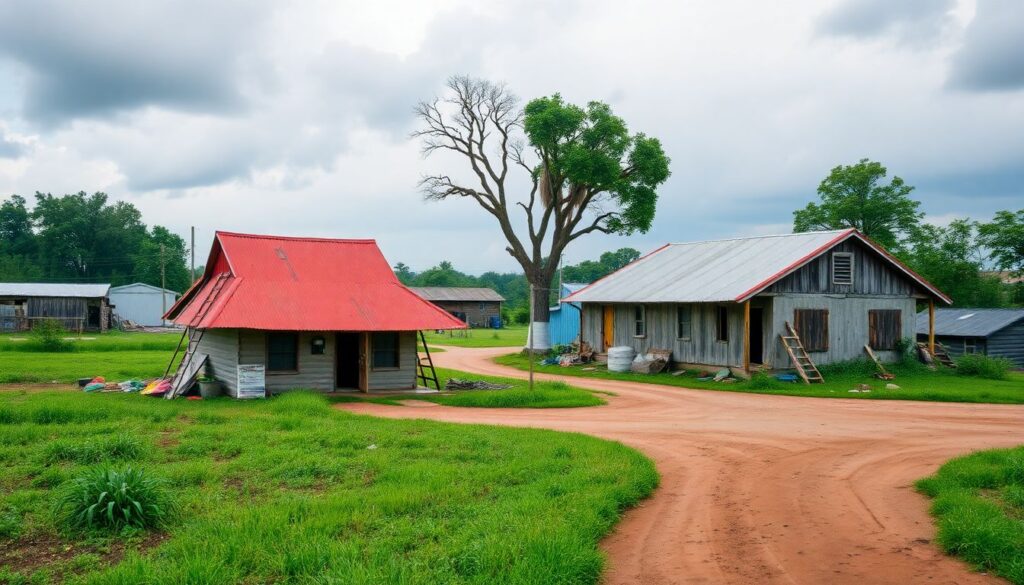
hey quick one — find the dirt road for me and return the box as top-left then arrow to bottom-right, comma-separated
338,346 -> 1024,584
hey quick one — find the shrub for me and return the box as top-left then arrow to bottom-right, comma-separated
747,371 -> 778,390
29,319 -> 72,352
512,306 -> 530,325
54,466 -> 175,532
956,354 -> 1012,380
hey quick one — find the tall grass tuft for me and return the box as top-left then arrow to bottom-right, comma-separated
956,354 -> 1013,380
29,319 -> 73,352
54,466 -> 175,532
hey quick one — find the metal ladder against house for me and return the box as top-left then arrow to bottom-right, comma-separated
918,341 -> 957,369
780,321 -> 824,384
416,331 -> 440,390
163,273 -> 231,398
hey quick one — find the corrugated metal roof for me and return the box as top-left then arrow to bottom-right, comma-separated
165,232 -> 467,331
109,282 -> 179,294
565,229 -> 951,304
915,308 -> 1024,337
0,283 -> 110,298
409,287 -> 505,302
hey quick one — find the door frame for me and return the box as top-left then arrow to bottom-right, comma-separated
335,332 -> 369,392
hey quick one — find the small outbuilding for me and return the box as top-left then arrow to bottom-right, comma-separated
549,283 -> 587,346
565,229 -> 951,374
915,308 -> 1024,368
409,287 -> 504,327
109,283 -> 179,326
0,283 -> 111,332
164,231 -> 466,397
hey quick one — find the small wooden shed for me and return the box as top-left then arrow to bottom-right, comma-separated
164,232 -> 466,397
565,229 -> 951,374
0,283 -> 111,333
409,287 -> 504,328
915,308 -> 1024,368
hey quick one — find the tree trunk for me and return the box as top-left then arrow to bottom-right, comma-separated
524,277 -> 553,351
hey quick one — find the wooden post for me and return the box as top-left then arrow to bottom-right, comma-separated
743,300 -> 751,372
928,299 -> 936,355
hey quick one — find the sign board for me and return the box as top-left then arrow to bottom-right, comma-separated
236,364 -> 266,399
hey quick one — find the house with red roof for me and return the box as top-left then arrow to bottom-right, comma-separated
164,231 -> 465,397
564,229 -> 951,378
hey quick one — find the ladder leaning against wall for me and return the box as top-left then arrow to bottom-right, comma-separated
780,321 -> 824,384
163,273 -> 230,398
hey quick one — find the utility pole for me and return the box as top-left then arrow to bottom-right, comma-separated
190,226 -> 195,283
160,243 -> 166,326
528,282 -> 535,391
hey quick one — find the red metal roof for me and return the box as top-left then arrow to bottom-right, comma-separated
165,231 -> 467,331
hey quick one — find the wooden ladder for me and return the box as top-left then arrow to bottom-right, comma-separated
919,342 -> 957,369
780,321 -> 824,384
164,273 -> 230,398
415,331 -> 440,390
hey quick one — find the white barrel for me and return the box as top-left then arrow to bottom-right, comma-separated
607,346 -> 636,372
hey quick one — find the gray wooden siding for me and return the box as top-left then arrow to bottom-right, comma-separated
768,240 -> 917,296
987,322 -> 1024,368
431,300 -> 501,328
195,328 -> 240,396
768,295 -> 916,366
368,331 -> 418,390
238,330 -> 335,393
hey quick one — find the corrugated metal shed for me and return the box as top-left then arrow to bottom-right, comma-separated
109,283 -> 179,326
409,287 -> 505,302
549,283 -> 587,345
165,232 -> 467,332
565,229 -> 950,304
0,283 -> 110,298
914,308 -> 1024,337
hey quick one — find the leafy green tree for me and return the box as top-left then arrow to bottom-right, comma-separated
415,76 -> 671,348
133,226 -> 191,293
794,159 -> 922,250
903,220 -> 1005,307
561,247 -> 641,284
979,209 -> 1024,276
0,195 -> 36,257
392,262 -> 415,284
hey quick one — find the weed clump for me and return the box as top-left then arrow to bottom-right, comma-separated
956,354 -> 1013,380
54,466 -> 175,532
30,319 -> 73,352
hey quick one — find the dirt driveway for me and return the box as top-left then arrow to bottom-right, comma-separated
338,346 -> 1024,585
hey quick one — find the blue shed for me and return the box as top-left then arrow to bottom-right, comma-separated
549,283 -> 587,346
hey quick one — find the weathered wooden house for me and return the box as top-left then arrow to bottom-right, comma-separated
409,287 -> 504,328
565,229 -> 951,374
915,308 -> 1024,368
164,232 -> 466,397
0,283 -> 111,332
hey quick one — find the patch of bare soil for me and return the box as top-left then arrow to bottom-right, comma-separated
0,383 -> 77,393
338,345 -> 1024,585
0,531 -> 167,581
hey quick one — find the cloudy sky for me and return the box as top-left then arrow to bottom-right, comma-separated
0,0 -> 1021,274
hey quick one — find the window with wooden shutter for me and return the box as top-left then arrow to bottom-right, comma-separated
794,309 -> 829,352
868,309 -> 901,350
832,252 -> 854,285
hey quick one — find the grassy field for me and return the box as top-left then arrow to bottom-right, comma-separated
337,367 -> 605,409
0,332 -> 183,384
495,353 -> 1024,404
0,390 -> 657,584
423,326 -> 527,348
916,446 -> 1024,584
0,331 -> 182,353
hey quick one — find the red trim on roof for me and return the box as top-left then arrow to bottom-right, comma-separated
733,229 -> 856,302
562,243 -> 672,303
851,231 -> 953,305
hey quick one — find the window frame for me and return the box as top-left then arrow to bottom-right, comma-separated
832,252 -> 854,286
793,308 -> 829,352
676,304 -> 692,341
964,338 -> 977,354
868,309 -> 902,351
371,332 -> 401,371
633,305 -> 646,338
266,332 -> 299,373
716,306 -> 729,343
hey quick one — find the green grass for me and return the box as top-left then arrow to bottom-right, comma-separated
916,446 -> 1024,584
0,351 -> 179,383
495,353 -> 1024,404
337,368 -> 605,409
423,326 -> 527,348
0,331 -> 183,353
0,390 -> 656,584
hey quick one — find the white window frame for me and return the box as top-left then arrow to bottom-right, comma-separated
633,305 -> 646,338
676,305 -> 691,340
832,252 -> 854,285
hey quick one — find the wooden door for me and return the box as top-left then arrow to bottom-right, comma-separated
602,305 -> 614,350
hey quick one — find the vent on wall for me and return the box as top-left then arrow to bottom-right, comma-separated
832,252 -> 853,285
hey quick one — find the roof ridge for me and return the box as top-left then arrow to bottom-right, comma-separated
216,231 -> 377,244
666,228 -> 853,247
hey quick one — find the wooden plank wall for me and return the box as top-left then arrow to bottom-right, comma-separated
768,239 -> 916,296
367,331 -> 418,390
195,328 -> 240,395
238,330 -> 335,393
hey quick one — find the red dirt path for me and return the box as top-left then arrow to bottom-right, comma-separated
338,346 -> 1024,585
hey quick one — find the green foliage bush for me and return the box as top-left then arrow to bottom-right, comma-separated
512,306 -> 530,325
748,371 -> 779,390
956,353 -> 1012,380
54,466 -> 175,532
29,319 -> 72,352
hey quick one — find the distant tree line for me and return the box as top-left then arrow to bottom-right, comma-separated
0,192 -> 192,292
394,247 -> 641,324
793,159 -> 1023,307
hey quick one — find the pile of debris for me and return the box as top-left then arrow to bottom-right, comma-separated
445,378 -> 513,391
630,349 -> 672,374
